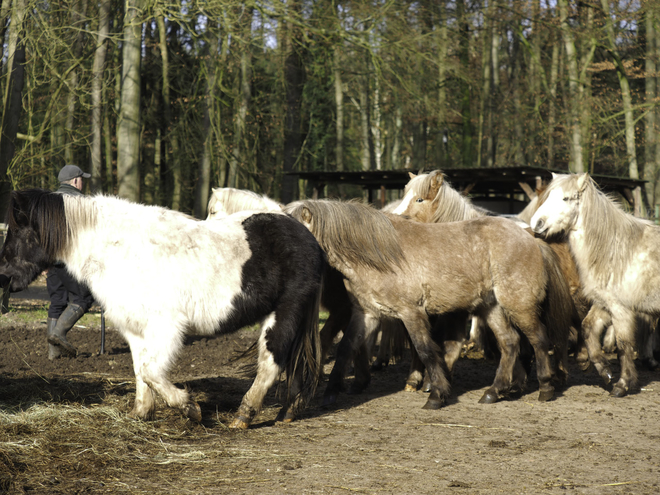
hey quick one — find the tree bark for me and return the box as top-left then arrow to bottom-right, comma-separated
645,5 -> 658,208
558,0 -> 584,172
194,26 -> 220,219
228,6 -> 253,189
156,12 -> 181,210
601,0 -> 642,214
116,0 -> 143,202
0,0 -> 27,219
281,1 -> 305,203
90,0 -> 110,193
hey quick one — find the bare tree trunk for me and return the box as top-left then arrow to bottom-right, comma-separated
359,63 -> 371,171
281,1 -> 305,203
194,27 -> 220,219
156,12 -> 181,210
90,0 -> 110,193
334,47 -> 344,172
476,4 -> 491,168
548,36 -> 560,168
116,0 -> 142,202
487,0 -> 500,167
437,1 -> 449,168
457,0 -> 472,166
0,0 -> 27,218
645,5 -> 658,209
558,0 -> 584,172
64,0 -> 88,165
391,103 -> 402,169
228,6 -> 253,189
600,0 -> 642,214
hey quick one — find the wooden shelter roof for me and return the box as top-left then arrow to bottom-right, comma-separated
291,166 -> 646,212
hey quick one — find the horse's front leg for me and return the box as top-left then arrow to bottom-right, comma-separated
478,305 -> 525,403
610,308 -> 639,398
124,327 -> 200,422
323,309 -> 379,406
401,310 -> 451,410
582,305 -> 615,385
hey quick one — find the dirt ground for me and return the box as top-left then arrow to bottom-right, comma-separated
1,282 -> 660,494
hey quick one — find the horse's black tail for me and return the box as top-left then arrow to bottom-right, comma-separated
537,239 -> 574,380
284,261 -> 324,416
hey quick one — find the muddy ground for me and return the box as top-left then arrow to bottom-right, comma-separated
1,281 -> 659,494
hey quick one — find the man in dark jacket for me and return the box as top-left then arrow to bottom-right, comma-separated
46,164 -> 95,360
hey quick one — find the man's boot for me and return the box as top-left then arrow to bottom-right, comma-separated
47,317 -> 61,360
47,303 -> 84,357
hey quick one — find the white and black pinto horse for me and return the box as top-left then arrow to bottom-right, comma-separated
0,189 -> 325,428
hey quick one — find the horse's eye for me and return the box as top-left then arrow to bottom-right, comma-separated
416,198 -> 424,203
563,197 -> 569,202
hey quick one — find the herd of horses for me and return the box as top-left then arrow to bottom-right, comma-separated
0,171 -> 658,429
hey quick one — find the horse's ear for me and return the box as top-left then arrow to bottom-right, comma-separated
408,172 -> 416,180
300,206 -> 313,225
576,173 -> 589,192
551,172 -> 558,180
429,171 -> 444,191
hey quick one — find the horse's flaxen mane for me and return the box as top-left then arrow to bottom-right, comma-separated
407,171 -> 484,223
284,200 -> 405,273
544,174 -> 648,284
209,187 -> 282,216
7,189 -> 69,261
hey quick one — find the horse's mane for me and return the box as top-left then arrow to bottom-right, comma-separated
6,189 -> 69,261
284,200 -> 405,273
209,187 -> 282,216
541,174 -> 648,284
407,171 -> 484,223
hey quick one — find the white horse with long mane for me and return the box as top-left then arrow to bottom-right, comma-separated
531,173 -> 660,397
0,189 -> 324,428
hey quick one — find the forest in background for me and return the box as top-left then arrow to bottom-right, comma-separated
1,0 -> 659,218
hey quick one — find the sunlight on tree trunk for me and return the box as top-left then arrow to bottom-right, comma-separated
91,0 -> 110,193
116,0 -> 142,202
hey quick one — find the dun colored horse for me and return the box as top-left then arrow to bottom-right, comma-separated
285,200 -> 571,408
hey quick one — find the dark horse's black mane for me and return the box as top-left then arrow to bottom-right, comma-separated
5,188 -> 68,262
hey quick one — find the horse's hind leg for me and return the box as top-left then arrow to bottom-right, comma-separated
323,310 -> 379,406
638,315 -> 659,371
401,310 -> 451,409
582,306 -> 615,385
124,328 -> 200,421
610,309 -> 639,398
479,306 -> 523,404
231,313 -> 286,429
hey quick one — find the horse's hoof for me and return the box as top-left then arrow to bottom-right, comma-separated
479,391 -> 499,404
610,386 -> 628,398
578,359 -> 593,372
276,408 -> 296,423
184,401 -> 202,422
421,381 -> 432,393
370,362 -> 385,372
601,368 -> 614,385
537,388 -> 555,402
229,416 -> 251,429
322,393 -> 338,407
403,383 -> 418,393
421,398 -> 444,410
348,382 -> 369,395
642,359 -> 660,371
